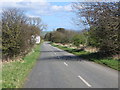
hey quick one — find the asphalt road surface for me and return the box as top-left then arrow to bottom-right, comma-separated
24,42 -> 118,88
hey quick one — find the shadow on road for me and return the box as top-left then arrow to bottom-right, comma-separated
39,55 -> 82,61
39,50 -> 113,62
40,50 -> 64,53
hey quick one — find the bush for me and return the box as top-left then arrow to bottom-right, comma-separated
2,8 -> 42,61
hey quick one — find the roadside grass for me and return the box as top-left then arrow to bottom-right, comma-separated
2,44 -> 41,88
51,43 -> 119,71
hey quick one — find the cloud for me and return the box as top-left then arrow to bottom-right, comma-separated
51,4 -> 72,12
0,0 -> 47,2
51,5 -> 62,11
0,0 -> 74,16
0,0 -> 24,2
63,4 -> 73,11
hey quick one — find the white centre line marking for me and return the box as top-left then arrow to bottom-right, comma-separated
78,75 -> 92,87
64,62 -> 68,66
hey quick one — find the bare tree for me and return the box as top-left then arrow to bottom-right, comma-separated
72,2 -> 119,55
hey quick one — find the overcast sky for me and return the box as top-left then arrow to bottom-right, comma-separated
0,0 -> 118,31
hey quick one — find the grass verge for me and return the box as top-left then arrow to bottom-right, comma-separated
2,44 -> 41,88
51,43 -> 119,71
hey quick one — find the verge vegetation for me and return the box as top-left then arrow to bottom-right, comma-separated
2,44 -> 41,88
51,43 -> 119,71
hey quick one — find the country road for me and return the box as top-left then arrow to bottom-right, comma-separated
24,42 -> 118,88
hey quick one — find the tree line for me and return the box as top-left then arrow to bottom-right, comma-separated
45,2 -> 119,57
45,28 -> 76,44
44,28 -> 87,48
2,8 -> 44,61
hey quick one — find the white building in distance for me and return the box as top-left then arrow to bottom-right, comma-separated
35,36 -> 40,44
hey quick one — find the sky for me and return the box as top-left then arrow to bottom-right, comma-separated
0,0 -> 118,31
